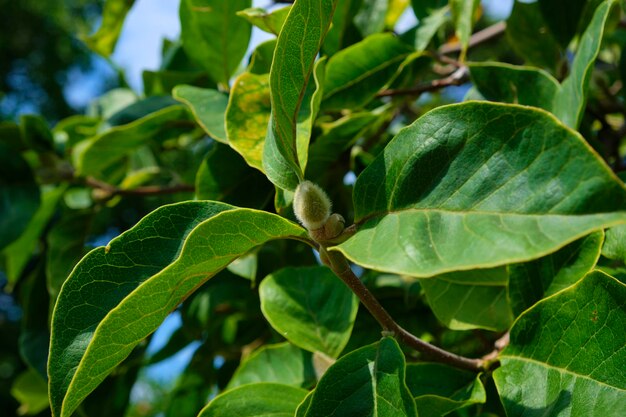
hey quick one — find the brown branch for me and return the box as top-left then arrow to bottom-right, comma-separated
85,177 -> 195,197
321,248 -> 486,372
439,21 -> 507,55
377,66 -> 470,98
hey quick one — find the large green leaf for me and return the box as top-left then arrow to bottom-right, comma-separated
263,0 -> 336,190
322,33 -> 413,111
508,232 -> 603,316
82,0 -> 136,56
469,62 -> 559,111
179,0 -> 252,85
227,342 -> 316,389
225,72 -> 271,172
198,383 -> 308,417
333,102 -> 626,277
494,271 -> 626,416
0,142 -> 41,251
406,363 -> 486,417
552,0 -> 616,128
259,266 -> 358,358
48,201 -> 307,417
173,85 -> 228,143
303,337 -> 417,417
420,267 -> 513,331
74,105 -> 191,177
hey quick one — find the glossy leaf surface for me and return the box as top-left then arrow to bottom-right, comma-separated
48,202 -> 307,417
303,338 -> 417,417
259,266 -> 358,357
173,85 -> 228,143
494,271 -> 626,417
335,102 -> 626,277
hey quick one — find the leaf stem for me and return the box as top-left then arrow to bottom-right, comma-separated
377,66 -> 470,98
321,248 -> 486,372
85,177 -> 195,197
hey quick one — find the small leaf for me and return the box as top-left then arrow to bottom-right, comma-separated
227,342 -> 316,389
406,363 -> 486,417
198,383 -> 308,417
226,72 -> 271,171
173,85 -> 228,143
334,102 -> 626,277
259,266 -> 358,358
11,369 -> 49,416
603,224 -> 626,262
48,202 -> 307,417
323,0 -> 362,55
304,337 -> 418,417
179,0 -> 252,85
75,105 -> 192,178
354,0 -> 388,37
420,267 -> 513,331
553,0 -> 617,128
82,0 -> 136,56
248,40 -> 277,74
236,6 -> 290,35
450,0 -> 480,60
494,271 -> 626,417
508,232 -> 603,316
322,33 -> 414,111
0,142 -> 41,251
263,0 -> 336,190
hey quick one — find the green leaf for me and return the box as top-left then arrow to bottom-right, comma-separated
469,62 -> 559,111
0,142 -> 41,251
173,85 -> 228,143
304,337 -> 418,417
263,0 -> 336,190
354,0 -> 388,37
236,6 -> 290,35
248,40 -> 277,75
420,267 -> 513,331
107,96 -> 179,126
538,0 -> 600,47
179,0 -> 252,85
225,72 -> 271,171
20,114 -> 54,153
323,0 -> 363,55
74,105 -> 191,177
603,224 -> 626,261
509,232 -> 603,316
553,0 -> 617,129
334,102 -> 626,277
227,342 -> 316,389
450,0 -> 480,60
410,0 -> 446,19
411,6 -> 450,52
259,266 -> 358,358
195,142 -> 273,208
506,0 -> 562,72
82,0 -> 136,56
48,201 -> 307,417
406,363 -> 486,417
11,369 -> 49,416
494,271 -> 626,417
322,33 -> 413,111
3,186 -> 65,286
198,383 -> 308,417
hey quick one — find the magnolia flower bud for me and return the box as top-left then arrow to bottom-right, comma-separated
293,181 -> 331,230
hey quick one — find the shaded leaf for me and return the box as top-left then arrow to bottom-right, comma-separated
198,383 -> 308,417
172,85 -> 228,143
334,102 -> 626,277
304,337 -> 417,417
602,224 -> 626,262
420,267 -> 513,331
227,342 -> 316,389
179,0 -> 252,85
494,271 -> 626,417
48,201 -> 307,417
323,0 -> 363,55
354,0 -> 388,37
509,232 -> 603,316
10,369 -> 49,416
248,40 -> 277,74
410,0 -> 446,19
406,363 -> 486,417
259,266 -> 358,357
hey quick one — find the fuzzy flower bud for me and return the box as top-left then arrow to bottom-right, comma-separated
293,181 -> 331,230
